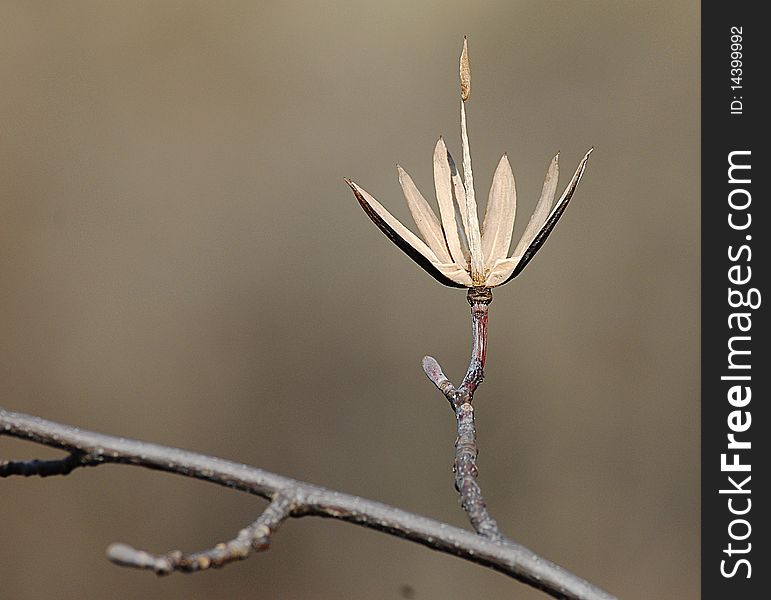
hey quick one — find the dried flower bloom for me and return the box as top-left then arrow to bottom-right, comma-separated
346,39 -> 592,289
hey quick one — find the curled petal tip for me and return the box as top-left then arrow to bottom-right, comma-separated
348,180 -> 469,288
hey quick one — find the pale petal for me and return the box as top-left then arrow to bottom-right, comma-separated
481,154 -> 517,268
346,179 -> 468,288
511,153 -> 559,259
397,165 -> 452,263
446,150 -> 471,261
483,148 -> 593,287
459,100 -> 485,283
484,257 -> 520,288
433,138 -> 466,265
433,262 -> 473,287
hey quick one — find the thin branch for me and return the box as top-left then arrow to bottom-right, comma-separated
423,287 -> 502,541
1,407 -> 616,600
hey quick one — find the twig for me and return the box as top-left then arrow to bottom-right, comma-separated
1,407 -> 616,600
107,489 -> 296,574
1,451 -> 97,477
423,286 -> 502,541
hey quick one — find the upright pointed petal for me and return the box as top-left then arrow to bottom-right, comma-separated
346,179 -> 468,288
397,165 -> 452,263
481,154 -> 517,268
459,100 -> 485,283
433,138 -> 466,265
446,150 -> 471,260
511,152 -> 560,259
483,148 -> 593,287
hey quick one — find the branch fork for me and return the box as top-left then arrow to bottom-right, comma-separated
1,402 -> 615,600
423,287 -> 502,541
1,286 -> 616,599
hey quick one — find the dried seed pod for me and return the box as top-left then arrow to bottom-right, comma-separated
460,37 -> 471,101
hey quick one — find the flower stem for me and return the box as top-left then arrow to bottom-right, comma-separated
460,287 -> 491,393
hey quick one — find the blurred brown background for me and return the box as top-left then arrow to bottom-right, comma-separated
1,2 -> 698,599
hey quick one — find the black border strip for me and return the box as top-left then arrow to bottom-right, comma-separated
702,4 -> 766,597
